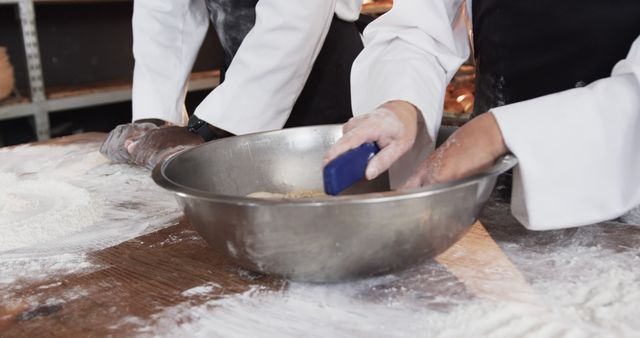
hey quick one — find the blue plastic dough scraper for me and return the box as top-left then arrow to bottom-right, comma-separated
323,142 -> 380,196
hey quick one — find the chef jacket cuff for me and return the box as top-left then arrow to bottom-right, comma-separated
132,82 -> 187,126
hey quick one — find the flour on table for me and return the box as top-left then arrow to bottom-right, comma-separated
0,173 -> 104,251
130,202 -> 640,338
181,283 -> 222,297
138,261 -> 640,338
0,142 -> 182,285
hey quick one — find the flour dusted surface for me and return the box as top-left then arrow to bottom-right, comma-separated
3,141 -> 638,336
132,202 -> 640,338
0,142 -> 182,283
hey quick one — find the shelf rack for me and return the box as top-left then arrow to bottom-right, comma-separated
0,0 -> 220,141
0,70 -> 220,138
0,0 -> 391,141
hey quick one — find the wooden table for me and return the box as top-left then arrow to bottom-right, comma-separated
0,133 -> 283,336
1,134 -> 638,337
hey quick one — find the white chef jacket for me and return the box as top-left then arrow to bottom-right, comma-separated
351,0 -> 640,230
131,0 -> 362,134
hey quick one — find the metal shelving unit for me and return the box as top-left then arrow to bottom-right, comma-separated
0,0 -> 220,141
1,0 -> 49,140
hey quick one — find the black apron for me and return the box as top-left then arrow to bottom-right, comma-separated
472,0 -> 640,116
205,0 -> 363,127
471,0 -> 640,199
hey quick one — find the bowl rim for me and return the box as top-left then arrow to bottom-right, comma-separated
152,125 -> 518,206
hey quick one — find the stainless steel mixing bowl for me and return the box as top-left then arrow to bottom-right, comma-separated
153,125 -> 517,282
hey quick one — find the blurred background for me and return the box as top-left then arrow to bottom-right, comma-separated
0,0 -> 226,146
0,0 -> 478,147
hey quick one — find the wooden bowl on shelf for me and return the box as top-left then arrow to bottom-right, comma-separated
0,47 -> 16,101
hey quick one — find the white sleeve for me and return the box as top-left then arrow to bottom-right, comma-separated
492,35 -> 640,230
131,0 -> 209,125
193,0 -> 341,135
350,0 -> 470,187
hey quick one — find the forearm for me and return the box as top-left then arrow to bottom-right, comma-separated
351,0 -> 469,143
349,0 -> 469,186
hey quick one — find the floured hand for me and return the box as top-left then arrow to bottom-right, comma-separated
323,101 -> 420,180
100,122 -> 160,163
401,112 -> 508,189
127,126 -> 204,170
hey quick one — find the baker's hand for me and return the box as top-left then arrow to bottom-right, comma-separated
127,126 -> 204,170
99,122 -> 160,163
401,112 -> 508,189
323,101 -> 420,180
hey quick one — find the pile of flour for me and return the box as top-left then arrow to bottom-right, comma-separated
0,142 -> 182,284
0,172 -> 104,251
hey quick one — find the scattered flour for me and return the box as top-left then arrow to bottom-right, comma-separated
3,142 -> 637,337
138,266 -> 640,338
0,254 -> 93,285
0,142 -> 182,284
181,283 -> 223,297
129,202 -> 640,338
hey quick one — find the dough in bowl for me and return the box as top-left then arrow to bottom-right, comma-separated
247,190 -> 328,200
